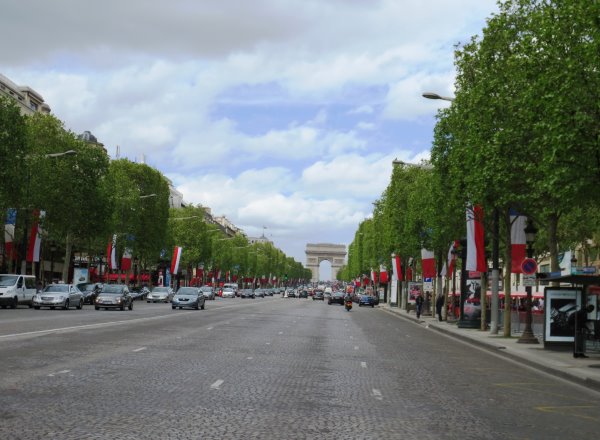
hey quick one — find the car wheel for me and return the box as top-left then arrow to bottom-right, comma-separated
129,301 -> 133,311
201,303 -> 205,310
120,303 -> 125,311
195,304 -> 199,310
11,297 -> 18,309
172,306 -> 176,310
50,306 -> 55,310
371,304 -> 375,308
34,306 -> 40,310
95,306 -> 100,310
77,299 -> 83,310
146,300 -> 150,303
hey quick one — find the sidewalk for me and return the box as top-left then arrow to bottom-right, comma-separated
381,304 -> 600,392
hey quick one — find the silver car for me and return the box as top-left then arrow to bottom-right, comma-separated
33,284 -> 84,310
172,287 -> 205,310
147,286 -> 174,303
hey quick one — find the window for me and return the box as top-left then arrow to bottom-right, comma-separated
30,102 -> 38,111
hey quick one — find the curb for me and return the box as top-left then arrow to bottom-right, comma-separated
380,306 -> 600,393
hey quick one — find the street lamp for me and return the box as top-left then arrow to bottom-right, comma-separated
518,219 -> 539,344
422,92 -> 455,102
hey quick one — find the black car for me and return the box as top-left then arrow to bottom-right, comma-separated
313,290 -> 325,301
77,282 -> 103,304
298,290 -> 308,298
95,284 -> 133,310
130,286 -> 150,301
240,289 -> 255,299
328,291 -> 345,305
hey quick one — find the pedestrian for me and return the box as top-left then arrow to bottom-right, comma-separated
415,294 -> 424,319
436,294 -> 444,322
574,304 -> 594,358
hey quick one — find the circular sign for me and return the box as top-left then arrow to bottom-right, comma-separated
521,258 -> 538,275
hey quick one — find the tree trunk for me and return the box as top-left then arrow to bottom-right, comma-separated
62,233 -> 72,283
503,209 -> 512,337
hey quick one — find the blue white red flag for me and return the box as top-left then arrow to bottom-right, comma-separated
4,209 -> 17,260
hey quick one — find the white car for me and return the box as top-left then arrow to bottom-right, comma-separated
221,288 -> 235,298
33,284 -> 84,310
147,286 -> 174,303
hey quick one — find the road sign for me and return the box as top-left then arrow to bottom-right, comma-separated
523,274 -> 536,286
521,258 -> 538,275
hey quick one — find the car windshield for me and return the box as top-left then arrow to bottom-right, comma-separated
81,284 -> 96,291
177,288 -> 197,295
44,285 -> 69,293
101,285 -> 124,294
200,287 -> 212,292
0,275 -> 18,287
153,287 -> 169,293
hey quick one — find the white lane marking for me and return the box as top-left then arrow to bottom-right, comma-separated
247,357 -> 253,360
207,327 -> 213,330
372,389 -> 383,400
48,369 -> 71,377
266,342 -> 271,345
211,380 -> 224,389
133,347 -> 146,352
278,331 -> 283,335
354,346 -> 359,350
350,336 -> 354,339
361,362 -> 367,368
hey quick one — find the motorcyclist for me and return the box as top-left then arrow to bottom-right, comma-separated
344,291 -> 353,304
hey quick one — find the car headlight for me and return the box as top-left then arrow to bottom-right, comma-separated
116,298 -> 122,303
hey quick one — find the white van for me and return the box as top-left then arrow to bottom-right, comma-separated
0,274 -> 37,308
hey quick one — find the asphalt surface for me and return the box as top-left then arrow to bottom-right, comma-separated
1,296 -> 599,439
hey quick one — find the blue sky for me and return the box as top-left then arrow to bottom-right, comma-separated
1,0 -> 500,276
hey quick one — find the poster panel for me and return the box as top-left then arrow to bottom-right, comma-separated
463,277 -> 482,322
408,282 -> 422,304
544,288 -> 580,342
73,268 -> 89,284
391,280 -> 398,304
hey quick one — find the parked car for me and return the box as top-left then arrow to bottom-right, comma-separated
77,282 -> 103,304
0,274 -> 37,308
95,284 -> 133,310
199,286 -> 215,300
221,287 -> 236,298
240,289 -> 255,299
147,286 -> 174,303
172,287 -> 205,310
33,284 -> 84,310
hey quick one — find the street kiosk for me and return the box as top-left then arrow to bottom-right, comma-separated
542,274 -> 600,356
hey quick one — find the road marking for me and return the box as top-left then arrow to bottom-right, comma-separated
372,389 -> 383,400
133,347 -> 146,352
207,327 -> 213,330
211,380 -> 224,389
349,336 -> 354,339
278,331 -> 283,335
266,342 -> 271,345
354,345 -> 359,350
535,406 -> 600,422
247,357 -> 253,360
48,369 -> 71,377
361,362 -> 367,368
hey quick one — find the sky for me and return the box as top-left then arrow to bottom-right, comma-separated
1,0 -> 499,277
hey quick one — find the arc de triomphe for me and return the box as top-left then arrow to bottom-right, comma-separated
305,243 -> 347,282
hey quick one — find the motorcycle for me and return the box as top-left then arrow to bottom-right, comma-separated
345,300 -> 353,311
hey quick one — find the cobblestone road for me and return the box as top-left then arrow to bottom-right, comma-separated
1,297 -> 599,439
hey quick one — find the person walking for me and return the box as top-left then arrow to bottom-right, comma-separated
436,294 -> 445,322
415,294 -> 424,319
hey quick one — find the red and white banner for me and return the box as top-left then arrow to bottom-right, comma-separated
421,248 -> 436,278
27,210 -> 45,263
379,264 -> 388,284
391,254 -> 403,281
466,205 -> 486,272
441,240 -> 459,277
171,246 -> 182,274
121,248 -> 132,271
106,234 -> 117,270
510,210 -> 527,273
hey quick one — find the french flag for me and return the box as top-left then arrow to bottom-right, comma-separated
391,254 -> 403,281
121,248 -> 132,271
510,210 -> 527,273
441,240 -> 459,277
27,210 -> 45,263
106,235 -> 117,270
171,246 -> 182,274
421,248 -> 436,278
466,205 -> 486,272
4,209 -> 17,260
